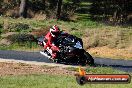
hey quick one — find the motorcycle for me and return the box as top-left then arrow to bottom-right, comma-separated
37,32 -> 94,66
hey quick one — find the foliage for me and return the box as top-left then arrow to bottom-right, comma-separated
0,0 -> 19,17
0,0 -> 132,24
7,33 -> 36,43
5,22 -> 31,32
14,23 -> 30,32
90,0 -> 132,24
0,0 -> 81,20
60,0 -> 80,20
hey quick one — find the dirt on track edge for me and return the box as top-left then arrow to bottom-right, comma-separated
0,58 -> 78,76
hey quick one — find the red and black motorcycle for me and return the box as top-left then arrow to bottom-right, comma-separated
38,33 -> 94,66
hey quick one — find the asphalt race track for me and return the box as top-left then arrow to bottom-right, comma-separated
0,50 -> 132,72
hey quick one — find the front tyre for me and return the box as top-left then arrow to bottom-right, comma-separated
81,50 -> 94,66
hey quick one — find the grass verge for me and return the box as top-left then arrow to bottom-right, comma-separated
0,42 -> 39,51
0,62 -> 131,88
0,73 -> 131,88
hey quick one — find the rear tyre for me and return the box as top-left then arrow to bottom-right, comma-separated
53,59 -> 60,63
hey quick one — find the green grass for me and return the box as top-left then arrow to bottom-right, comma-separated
67,66 -> 128,74
85,67 -> 127,74
0,42 -> 39,51
0,16 -> 102,31
0,70 -> 131,88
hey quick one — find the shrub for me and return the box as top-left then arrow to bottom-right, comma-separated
7,33 -> 36,43
8,23 -> 30,32
14,23 -> 30,32
31,28 -> 49,37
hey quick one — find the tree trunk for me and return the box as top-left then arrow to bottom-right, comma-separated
56,0 -> 62,19
19,0 -> 28,18
42,0 -> 46,10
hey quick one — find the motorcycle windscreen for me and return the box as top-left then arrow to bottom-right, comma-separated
62,36 -> 76,45
74,41 -> 83,49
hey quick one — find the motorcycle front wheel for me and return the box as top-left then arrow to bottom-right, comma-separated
80,50 -> 94,66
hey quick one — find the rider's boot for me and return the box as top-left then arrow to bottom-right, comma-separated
50,53 -> 58,63
40,49 -> 51,59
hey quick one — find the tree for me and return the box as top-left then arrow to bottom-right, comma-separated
89,0 -> 132,24
19,0 -> 28,18
56,0 -> 63,19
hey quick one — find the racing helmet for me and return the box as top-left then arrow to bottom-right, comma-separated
50,25 -> 60,37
